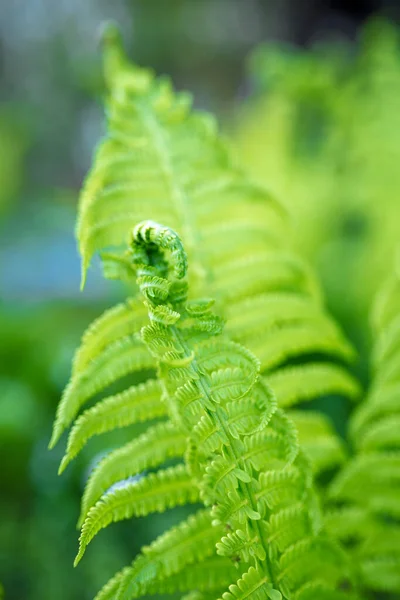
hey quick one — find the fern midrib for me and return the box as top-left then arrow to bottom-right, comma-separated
138,99 -> 203,282
168,325 -> 277,588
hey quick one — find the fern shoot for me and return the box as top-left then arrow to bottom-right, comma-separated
49,23 -> 369,600
51,22 -> 360,482
80,220 -> 355,600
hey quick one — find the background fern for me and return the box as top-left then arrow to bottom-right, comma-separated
326,267 -> 400,595
234,19 -> 400,338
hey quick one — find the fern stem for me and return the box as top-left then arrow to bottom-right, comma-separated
170,325 -> 276,584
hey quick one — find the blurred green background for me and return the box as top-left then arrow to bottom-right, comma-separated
1,1 -> 400,599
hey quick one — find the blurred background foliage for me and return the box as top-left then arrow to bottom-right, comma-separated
234,17 -> 400,355
1,1 -> 400,599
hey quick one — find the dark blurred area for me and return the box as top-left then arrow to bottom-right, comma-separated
1,1 -> 399,599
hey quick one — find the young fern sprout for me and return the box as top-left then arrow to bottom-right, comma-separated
50,22 -> 360,492
74,220 -> 355,600
49,23 -> 366,600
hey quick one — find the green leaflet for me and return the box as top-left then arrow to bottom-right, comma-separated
220,566 -> 281,600
101,508 -> 223,600
138,557 -> 236,596
75,463 -> 198,565
50,334 -> 154,448
275,537 -> 349,597
71,298 -> 148,377
350,383 -> 400,439
266,363 -> 361,409
79,421 -> 186,525
250,322 -> 355,372
59,379 -> 164,474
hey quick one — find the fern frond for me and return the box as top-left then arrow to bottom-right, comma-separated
143,557 -> 236,595
59,379 -> 164,473
50,334 -> 153,448
354,414 -> 400,452
124,220 -> 355,599
108,508 -> 223,599
328,272 -> 400,594
51,26 -> 363,599
75,24 -> 357,427
324,506 -> 376,542
75,463 -> 198,565
294,581 -> 359,600
360,557 -> 400,593
329,452 -> 400,516
95,567 -> 131,600
276,537 -> 349,597
251,322 -> 355,373
225,292 -> 322,338
79,421 -> 186,525
71,297 -> 148,377
350,382 -> 400,439
265,503 -> 310,556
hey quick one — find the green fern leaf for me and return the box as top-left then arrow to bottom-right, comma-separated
50,335 -> 153,448
75,27 -> 356,430
220,566 -> 281,600
110,508 -> 223,599
276,538 -> 349,596
327,271 -> 400,594
95,567 -> 131,600
79,421 -> 186,525
251,322 -> 355,372
50,26 -> 363,600
144,557 -> 236,595
59,379 -> 164,473
71,298 -> 148,377
75,464 -> 198,565
127,220 -> 355,599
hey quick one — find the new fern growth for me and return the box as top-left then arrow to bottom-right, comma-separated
51,22 -> 360,485
81,220 -> 355,600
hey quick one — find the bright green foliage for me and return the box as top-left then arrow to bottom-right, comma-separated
235,19 -> 400,326
76,463 -> 200,566
49,24 -> 373,600
78,421 -> 186,526
327,269 -> 400,594
90,220 -> 354,600
53,23 -> 360,477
